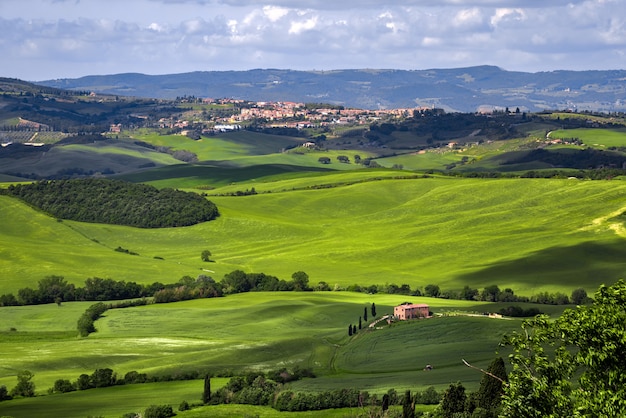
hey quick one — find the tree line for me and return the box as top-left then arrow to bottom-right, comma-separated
0,270 -> 314,310
203,372 -> 442,414
1,178 -> 219,228
342,281 -> 591,307
0,275 -> 161,306
0,274 -> 591,311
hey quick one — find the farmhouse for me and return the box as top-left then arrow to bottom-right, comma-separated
394,303 -> 429,320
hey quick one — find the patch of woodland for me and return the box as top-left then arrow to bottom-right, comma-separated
1,178 -> 218,228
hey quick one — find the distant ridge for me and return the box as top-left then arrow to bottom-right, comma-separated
37,66 -> 626,113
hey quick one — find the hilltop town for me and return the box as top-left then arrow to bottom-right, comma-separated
124,97 -> 431,137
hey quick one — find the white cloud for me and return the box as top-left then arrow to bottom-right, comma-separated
0,0 -> 624,80
453,8 -> 484,28
288,15 -> 318,35
490,8 -> 525,27
148,22 -> 165,32
263,5 -> 289,22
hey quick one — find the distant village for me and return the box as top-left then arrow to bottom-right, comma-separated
110,97 -> 435,136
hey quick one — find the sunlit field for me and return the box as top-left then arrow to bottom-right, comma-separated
0,291 -> 569,417
3,175 -> 626,297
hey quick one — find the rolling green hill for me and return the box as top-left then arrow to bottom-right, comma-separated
2,175 -> 626,296
0,291 -> 566,418
3,84 -> 626,416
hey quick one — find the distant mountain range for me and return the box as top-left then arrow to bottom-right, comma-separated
38,66 -> 626,113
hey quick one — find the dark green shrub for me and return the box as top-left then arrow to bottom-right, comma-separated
144,404 -> 174,418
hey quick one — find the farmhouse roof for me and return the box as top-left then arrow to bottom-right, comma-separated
397,303 -> 429,308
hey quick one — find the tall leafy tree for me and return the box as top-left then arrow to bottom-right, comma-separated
570,287 -> 589,305
0,385 -> 12,401
10,370 -> 35,398
424,284 -> 440,297
501,279 -> 626,417
371,302 -> 377,317
291,271 -> 310,291
90,368 -> 116,388
364,306 -> 368,322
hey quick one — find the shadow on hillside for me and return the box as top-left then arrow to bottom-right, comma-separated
120,163 -> 335,184
456,240 -> 626,289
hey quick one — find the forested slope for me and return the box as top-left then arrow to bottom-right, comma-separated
2,179 -> 218,228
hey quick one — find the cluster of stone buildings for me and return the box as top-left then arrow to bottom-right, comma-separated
110,98 -> 430,135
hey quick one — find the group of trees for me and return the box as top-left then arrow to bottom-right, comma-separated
221,270 -> 311,294
348,303 -> 377,336
1,178 -> 219,228
133,270 -> 313,304
0,275 -> 162,307
207,371 -> 441,414
420,358 -> 507,418
0,270 -> 316,309
1,274 -> 593,314
152,275 -> 224,303
343,281 -> 591,308
317,154 -> 365,165
50,368 -> 156,394
0,370 -> 36,400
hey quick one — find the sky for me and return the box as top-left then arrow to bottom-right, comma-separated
1,0 -> 625,81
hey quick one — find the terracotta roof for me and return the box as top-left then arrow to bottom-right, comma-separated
396,303 -> 429,308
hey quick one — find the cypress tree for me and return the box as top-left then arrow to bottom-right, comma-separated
202,375 -> 211,404
352,324 -> 357,335
476,357 -> 507,414
402,389 -> 415,418
359,316 -> 362,329
364,306 -> 368,321
382,393 -> 390,412
348,324 -> 353,336
371,302 -> 377,317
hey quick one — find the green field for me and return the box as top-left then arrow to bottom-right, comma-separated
0,380 -> 226,418
3,175 -> 626,296
4,119 -> 626,416
549,128 -> 626,147
131,130 -> 308,162
1,293 -> 531,389
0,291 -> 562,417
0,380 -> 433,418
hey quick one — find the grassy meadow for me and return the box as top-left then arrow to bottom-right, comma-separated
0,291 -> 563,417
4,174 -> 626,295
549,128 -> 626,147
0,380 -> 224,418
4,124 -> 626,416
